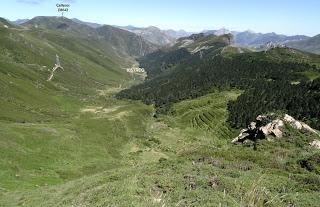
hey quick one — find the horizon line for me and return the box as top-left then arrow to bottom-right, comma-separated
3,15 -> 316,37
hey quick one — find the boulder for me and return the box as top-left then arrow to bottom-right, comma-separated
309,140 -> 320,149
284,114 -> 302,129
232,129 -> 250,143
260,119 -> 284,138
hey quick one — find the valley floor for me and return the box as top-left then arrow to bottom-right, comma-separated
0,87 -> 319,207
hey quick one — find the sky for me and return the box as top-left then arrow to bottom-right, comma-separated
1,0 -> 319,36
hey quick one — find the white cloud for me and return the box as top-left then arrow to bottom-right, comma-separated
17,0 -> 76,4
17,0 -> 46,4
59,0 -> 76,3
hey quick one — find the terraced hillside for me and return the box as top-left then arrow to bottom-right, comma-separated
168,91 -> 240,137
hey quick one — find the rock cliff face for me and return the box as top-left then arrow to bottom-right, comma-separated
232,114 -> 319,144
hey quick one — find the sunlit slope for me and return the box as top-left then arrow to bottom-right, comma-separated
0,97 -> 154,190
0,16 -> 154,122
1,91 -> 319,207
0,16 -> 152,191
0,33 -> 157,193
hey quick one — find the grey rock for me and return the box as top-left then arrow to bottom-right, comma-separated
233,114 -> 319,144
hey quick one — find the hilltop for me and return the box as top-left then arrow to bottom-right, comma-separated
20,16 -> 157,57
0,17 -> 15,28
13,18 -> 191,46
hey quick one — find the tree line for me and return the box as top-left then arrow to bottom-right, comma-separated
117,47 -> 320,129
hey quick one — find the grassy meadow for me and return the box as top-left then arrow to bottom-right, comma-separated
1,87 -> 319,206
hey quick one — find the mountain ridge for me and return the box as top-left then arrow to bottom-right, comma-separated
12,17 -> 320,53
287,34 -> 320,54
203,28 -> 310,46
21,16 -> 157,57
115,25 -> 176,46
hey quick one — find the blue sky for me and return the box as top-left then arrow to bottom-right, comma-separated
2,0 -> 320,36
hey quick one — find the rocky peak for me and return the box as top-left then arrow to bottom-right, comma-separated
264,41 -> 286,51
220,33 -> 234,45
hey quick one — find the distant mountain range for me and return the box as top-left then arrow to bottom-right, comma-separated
115,26 -> 193,46
12,18 -> 190,46
12,18 -> 29,25
71,18 -> 102,28
234,31 -> 309,46
287,34 -> 320,54
10,17 -> 320,53
115,25 -> 176,46
203,29 -> 309,46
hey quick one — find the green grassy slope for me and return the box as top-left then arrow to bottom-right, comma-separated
97,25 -> 158,57
0,16 -> 149,192
22,16 -> 157,57
0,16 -> 159,119
0,19 -> 134,123
1,91 -> 319,207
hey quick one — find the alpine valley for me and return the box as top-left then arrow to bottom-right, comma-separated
0,15 -> 319,207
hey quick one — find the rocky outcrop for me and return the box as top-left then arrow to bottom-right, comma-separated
309,139 -> 320,149
265,41 -> 286,51
232,114 -> 319,144
231,122 -> 265,143
260,118 -> 284,138
283,114 -> 318,134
